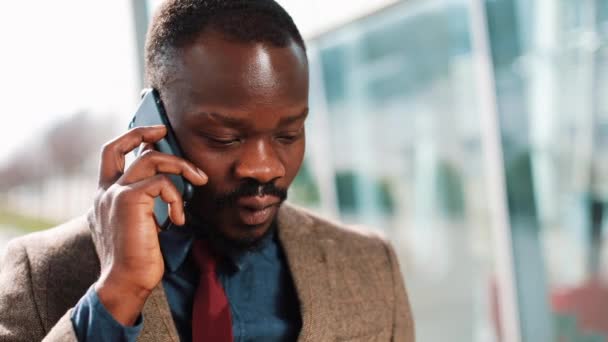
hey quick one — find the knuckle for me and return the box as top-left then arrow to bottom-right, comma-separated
101,141 -> 114,155
158,176 -> 179,197
112,185 -> 134,203
96,186 -> 119,210
157,174 -> 173,187
93,188 -> 106,205
140,149 -> 158,159
180,159 -> 193,170
172,159 -> 191,174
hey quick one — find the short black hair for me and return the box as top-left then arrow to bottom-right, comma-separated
145,0 -> 306,90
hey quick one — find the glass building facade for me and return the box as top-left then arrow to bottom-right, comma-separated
303,2 -> 494,341
303,0 -> 608,340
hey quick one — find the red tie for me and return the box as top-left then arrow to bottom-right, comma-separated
191,240 -> 233,342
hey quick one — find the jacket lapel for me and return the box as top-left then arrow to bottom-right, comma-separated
136,283 -> 180,342
277,204 -> 335,342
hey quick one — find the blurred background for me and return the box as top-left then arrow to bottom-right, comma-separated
1,0 -> 608,341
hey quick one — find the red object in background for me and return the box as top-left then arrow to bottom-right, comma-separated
490,276 -> 608,340
490,278 -> 503,341
551,278 -> 608,337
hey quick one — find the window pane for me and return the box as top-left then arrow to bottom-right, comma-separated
305,2 -> 497,341
486,0 -> 608,339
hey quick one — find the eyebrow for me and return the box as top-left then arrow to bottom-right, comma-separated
197,107 -> 309,128
278,107 -> 309,126
204,112 -> 249,129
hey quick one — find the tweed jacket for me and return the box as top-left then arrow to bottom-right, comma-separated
0,203 -> 414,341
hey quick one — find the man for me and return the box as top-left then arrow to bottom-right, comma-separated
0,0 -> 414,341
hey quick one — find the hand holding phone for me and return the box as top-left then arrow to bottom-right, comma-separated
89,90 -> 207,326
129,88 -> 195,229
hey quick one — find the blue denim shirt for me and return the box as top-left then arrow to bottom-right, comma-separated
71,225 -> 301,341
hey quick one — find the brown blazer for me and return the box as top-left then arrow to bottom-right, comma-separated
0,203 -> 414,341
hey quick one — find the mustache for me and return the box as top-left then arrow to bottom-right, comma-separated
213,179 -> 288,209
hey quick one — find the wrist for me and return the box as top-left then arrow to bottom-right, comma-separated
94,272 -> 152,326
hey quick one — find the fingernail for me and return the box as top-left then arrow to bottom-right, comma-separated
197,168 -> 207,180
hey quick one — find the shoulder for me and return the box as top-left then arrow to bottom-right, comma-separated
1,215 -> 99,331
2,215 -> 99,292
279,202 -> 393,261
278,203 -> 411,339
4,215 -> 96,270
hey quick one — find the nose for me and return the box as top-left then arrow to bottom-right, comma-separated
234,139 -> 286,184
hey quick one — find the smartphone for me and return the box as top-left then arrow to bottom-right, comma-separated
128,88 -> 194,229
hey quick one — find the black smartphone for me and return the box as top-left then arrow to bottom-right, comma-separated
128,88 -> 194,229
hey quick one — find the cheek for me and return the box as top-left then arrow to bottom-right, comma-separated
178,133 -> 234,184
193,152 -> 235,183
188,152 -> 236,203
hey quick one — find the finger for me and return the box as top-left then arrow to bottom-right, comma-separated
139,142 -> 155,155
117,150 -> 208,186
132,142 -> 154,161
99,125 -> 167,189
127,174 -> 186,226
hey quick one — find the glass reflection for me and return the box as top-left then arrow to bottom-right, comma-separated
486,0 -> 608,340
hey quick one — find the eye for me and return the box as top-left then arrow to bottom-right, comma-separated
276,131 -> 303,144
202,134 -> 241,147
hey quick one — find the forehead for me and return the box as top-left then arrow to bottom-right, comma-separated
167,30 -> 309,110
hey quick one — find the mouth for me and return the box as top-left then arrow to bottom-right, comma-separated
235,195 -> 281,226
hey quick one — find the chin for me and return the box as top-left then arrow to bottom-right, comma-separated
222,220 -> 273,241
209,215 -> 278,253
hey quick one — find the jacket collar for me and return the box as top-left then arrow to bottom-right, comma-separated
276,203 -> 335,342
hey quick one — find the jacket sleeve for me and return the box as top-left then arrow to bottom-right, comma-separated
0,239 -> 78,342
384,241 -> 415,342
44,311 -> 79,342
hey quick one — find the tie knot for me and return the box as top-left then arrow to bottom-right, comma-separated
191,239 -> 217,274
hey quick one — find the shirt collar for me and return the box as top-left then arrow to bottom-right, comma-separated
158,221 -> 279,273
228,229 -> 278,271
158,225 -> 195,273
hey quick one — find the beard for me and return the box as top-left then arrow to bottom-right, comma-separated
187,178 -> 288,255
199,216 -> 280,256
